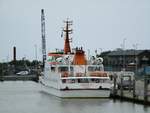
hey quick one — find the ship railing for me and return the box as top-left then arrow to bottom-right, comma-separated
60,71 -> 109,78
60,76 -> 111,84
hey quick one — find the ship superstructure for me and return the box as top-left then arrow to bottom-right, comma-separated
40,20 -> 112,98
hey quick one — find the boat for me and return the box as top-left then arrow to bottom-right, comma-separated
39,20 -> 113,98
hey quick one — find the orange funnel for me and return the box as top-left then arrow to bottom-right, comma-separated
73,47 -> 87,65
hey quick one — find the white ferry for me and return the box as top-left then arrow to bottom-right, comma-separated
40,20 -> 113,98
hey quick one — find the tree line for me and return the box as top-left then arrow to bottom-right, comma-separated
0,60 -> 42,76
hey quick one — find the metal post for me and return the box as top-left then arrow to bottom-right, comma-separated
129,76 -> 131,92
35,44 -> 38,74
133,44 -> 138,75
0,63 -> 4,81
123,38 -> 126,71
144,75 -> 148,103
113,74 -> 117,96
36,66 -> 41,82
120,76 -> 123,98
133,79 -> 136,99
88,49 -> 90,61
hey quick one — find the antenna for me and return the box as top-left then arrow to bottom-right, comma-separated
41,9 -> 46,67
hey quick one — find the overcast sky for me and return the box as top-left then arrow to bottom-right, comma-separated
0,0 -> 150,62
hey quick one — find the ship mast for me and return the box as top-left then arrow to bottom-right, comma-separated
63,19 -> 73,54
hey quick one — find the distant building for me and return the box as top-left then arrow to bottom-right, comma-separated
100,49 -> 150,72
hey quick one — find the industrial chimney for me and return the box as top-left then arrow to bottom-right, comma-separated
13,46 -> 16,61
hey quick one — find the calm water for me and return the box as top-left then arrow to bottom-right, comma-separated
0,81 -> 150,113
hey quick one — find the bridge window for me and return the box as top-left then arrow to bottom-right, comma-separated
88,66 -> 102,71
51,67 -> 55,71
58,67 -> 68,72
62,79 -> 66,83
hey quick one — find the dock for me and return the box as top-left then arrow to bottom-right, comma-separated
0,74 -> 39,82
111,90 -> 150,105
110,75 -> 150,105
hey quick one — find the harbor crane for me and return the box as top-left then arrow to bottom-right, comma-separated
41,9 -> 46,68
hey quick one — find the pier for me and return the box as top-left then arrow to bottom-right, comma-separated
0,74 -> 39,82
110,73 -> 150,105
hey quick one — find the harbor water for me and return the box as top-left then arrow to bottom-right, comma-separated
0,81 -> 150,113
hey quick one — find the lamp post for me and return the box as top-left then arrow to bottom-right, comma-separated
2,59 -> 5,77
88,49 -> 90,60
35,44 -> 37,61
99,48 -> 102,55
133,43 -> 139,75
122,38 -> 126,71
34,44 -> 38,73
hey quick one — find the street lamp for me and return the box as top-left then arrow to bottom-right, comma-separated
123,38 -> 126,71
34,44 -> 38,61
34,44 -> 38,72
99,48 -> 102,55
87,49 -> 90,60
133,43 -> 139,75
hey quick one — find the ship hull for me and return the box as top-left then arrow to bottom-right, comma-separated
39,77 -> 111,98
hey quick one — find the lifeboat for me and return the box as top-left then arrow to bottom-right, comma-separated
89,71 -> 108,77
